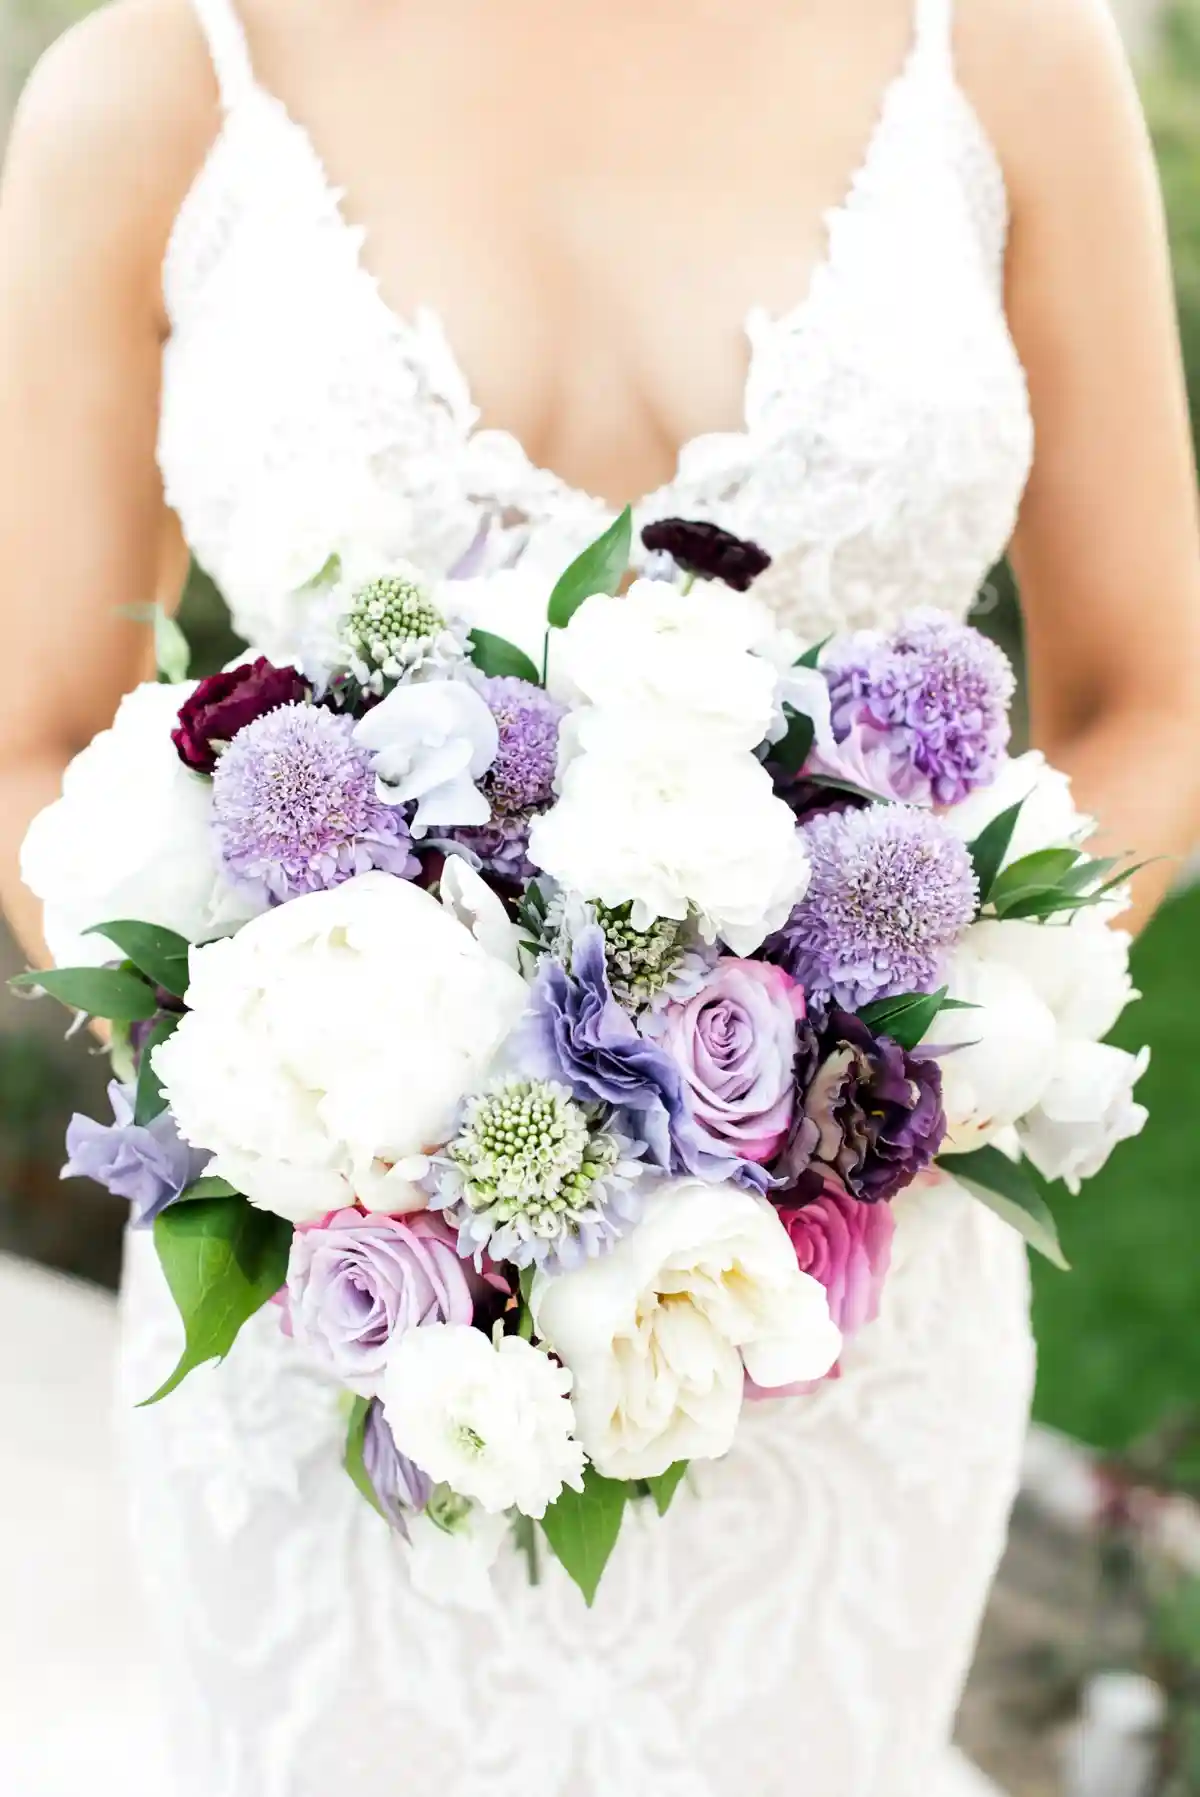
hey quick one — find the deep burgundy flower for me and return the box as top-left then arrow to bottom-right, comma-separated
776,1011 -> 946,1205
641,518 -> 772,592
172,657 -> 310,774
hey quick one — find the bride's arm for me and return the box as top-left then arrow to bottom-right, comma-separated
966,0 -> 1200,932
0,5 -> 214,965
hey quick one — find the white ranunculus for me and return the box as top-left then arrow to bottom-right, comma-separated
929,940 -> 1061,1154
555,581 -> 779,750
528,715 -> 810,956
531,1178 -> 840,1481
382,1324 -> 586,1519
942,750 -> 1096,868
406,1502 -> 509,1613
353,680 -> 499,835
20,681 -> 262,968
1018,1041 -> 1150,1193
967,912 -> 1138,1045
153,873 -> 529,1223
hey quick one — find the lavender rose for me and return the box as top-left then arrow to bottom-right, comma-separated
286,1209 -> 474,1396
660,958 -> 805,1166
62,1081 -> 208,1226
776,1174 -> 896,1338
172,657 -> 309,774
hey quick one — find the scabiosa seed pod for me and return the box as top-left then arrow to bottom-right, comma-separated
640,518 -> 773,592
338,566 -> 470,687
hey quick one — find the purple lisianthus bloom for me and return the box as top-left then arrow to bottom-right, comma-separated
659,959 -> 806,1167
640,518 -> 772,592
212,702 -> 419,903
62,1081 -> 208,1226
778,1011 -> 946,1205
361,1397 -> 432,1537
453,676 -> 565,883
172,657 -> 310,775
766,806 -> 977,1012
286,1209 -> 474,1397
822,611 -> 1015,807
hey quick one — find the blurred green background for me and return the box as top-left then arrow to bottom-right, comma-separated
0,0 -> 1196,1460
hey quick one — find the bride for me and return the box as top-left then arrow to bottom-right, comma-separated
1,1 -> 1198,1792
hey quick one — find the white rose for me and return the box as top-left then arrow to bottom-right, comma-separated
967,912 -> 1138,1044
20,681 -> 262,968
382,1324 -> 586,1519
555,581 -> 779,750
405,1502 -> 509,1614
528,715 -> 810,956
942,750 -> 1096,867
531,1178 -> 840,1481
153,873 -> 529,1223
930,940 -> 1060,1154
1018,1041 -> 1150,1193
353,680 -> 499,834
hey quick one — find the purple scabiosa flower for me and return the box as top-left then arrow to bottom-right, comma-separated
62,1081 -> 208,1226
778,1012 -> 946,1205
767,806 -> 978,1012
361,1397 -> 432,1537
823,610 -> 1015,806
453,676 -> 565,882
640,518 -> 772,592
211,703 -> 419,903
172,658 -> 310,775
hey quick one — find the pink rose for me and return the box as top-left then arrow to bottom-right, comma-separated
776,1175 -> 895,1339
661,958 -> 806,1166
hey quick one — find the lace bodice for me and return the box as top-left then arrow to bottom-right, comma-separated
158,0 -> 1033,660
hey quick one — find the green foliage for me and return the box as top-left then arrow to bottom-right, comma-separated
9,964 -> 158,1022
343,1396 -> 388,1521
133,1014 -> 179,1125
644,1462 -> 690,1517
468,629 -> 542,686
858,987 -> 950,1052
539,1465 -> 629,1605
546,508 -> 632,631
84,919 -> 191,997
940,1144 -> 1070,1270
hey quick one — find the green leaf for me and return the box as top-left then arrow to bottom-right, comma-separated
85,919 -> 192,998
858,987 -> 949,1052
966,799 -> 1026,907
803,771 -> 893,805
644,1462 -> 689,1517
154,609 -> 192,684
468,628 -> 543,686
990,847 -> 1085,917
177,1174 -> 241,1202
539,1465 -> 629,1606
134,1014 -> 181,1125
938,1145 -> 1070,1270
547,507 -> 633,630
140,1197 -> 293,1405
9,965 -> 158,1023
343,1396 -> 388,1521
794,635 -> 831,670
773,704 -> 816,776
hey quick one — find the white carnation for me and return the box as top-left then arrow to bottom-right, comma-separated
528,715 -> 810,956
967,912 -> 1138,1045
532,1178 -> 840,1481
382,1325 -> 586,1519
153,873 -> 529,1223
931,940 -> 1060,1154
942,750 -> 1096,867
1018,1041 -> 1150,1193
20,681 -> 262,968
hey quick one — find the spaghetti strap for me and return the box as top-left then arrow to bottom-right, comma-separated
190,0 -> 256,110
914,0 -> 955,64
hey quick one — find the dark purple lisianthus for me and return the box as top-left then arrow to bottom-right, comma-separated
62,1081 -> 208,1226
172,657 -> 310,774
641,518 -> 772,592
778,1011 -> 946,1205
361,1397 -> 432,1537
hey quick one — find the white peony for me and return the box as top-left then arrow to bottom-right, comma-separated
930,940 -> 1060,1154
353,680 -> 499,835
153,873 -> 529,1223
20,680 -> 262,968
1018,1041 -> 1150,1193
528,713 -> 810,955
382,1324 -> 586,1519
531,1178 -> 841,1481
967,912 -> 1138,1045
554,580 -> 779,750
942,750 -> 1096,868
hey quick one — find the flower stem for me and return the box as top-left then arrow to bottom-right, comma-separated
514,1513 -> 542,1586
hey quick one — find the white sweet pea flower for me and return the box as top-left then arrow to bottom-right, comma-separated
528,713 -> 810,956
968,913 -> 1138,1045
438,854 -> 523,968
154,873 -> 528,1223
929,941 -> 1060,1154
353,680 -> 499,835
1018,1041 -> 1150,1193
942,750 -> 1096,867
532,1178 -> 841,1482
406,1499 -> 509,1614
382,1325 -> 586,1519
20,681 -> 263,968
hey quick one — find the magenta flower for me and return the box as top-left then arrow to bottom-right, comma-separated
775,1175 -> 896,1339
172,658 -> 309,775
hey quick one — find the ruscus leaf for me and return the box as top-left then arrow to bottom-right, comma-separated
794,635 -> 831,670
773,704 -> 816,776
344,1396 -> 388,1521
154,608 -> 192,685
539,1465 -> 629,1605
134,1014 -> 181,1125
547,507 -> 633,630
468,628 -> 543,686
966,799 -> 1027,908
85,919 -> 192,998
939,1145 -> 1069,1270
858,987 -> 949,1052
176,1174 -> 240,1204
9,965 -> 159,1023
644,1462 -> 690,1517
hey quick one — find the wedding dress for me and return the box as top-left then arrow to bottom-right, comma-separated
120,0 -> 1038,1791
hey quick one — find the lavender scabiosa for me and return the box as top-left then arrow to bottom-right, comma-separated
452,676 -> 564,882
823,610 -> 1015,806
431,1076 -> 645,1272
211,702 -> 419,903
767,806 -> 978,1012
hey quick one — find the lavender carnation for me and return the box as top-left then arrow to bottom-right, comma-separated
824,610 -> 1015,806
212,703 -> 418,903
361,1397 -> 432,1537
62,1081 -> 207,1226
453,676 -> 564,882
768,806 -> 978,1011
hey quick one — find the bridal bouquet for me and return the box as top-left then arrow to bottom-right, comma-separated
17,510 -> 1149,1605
